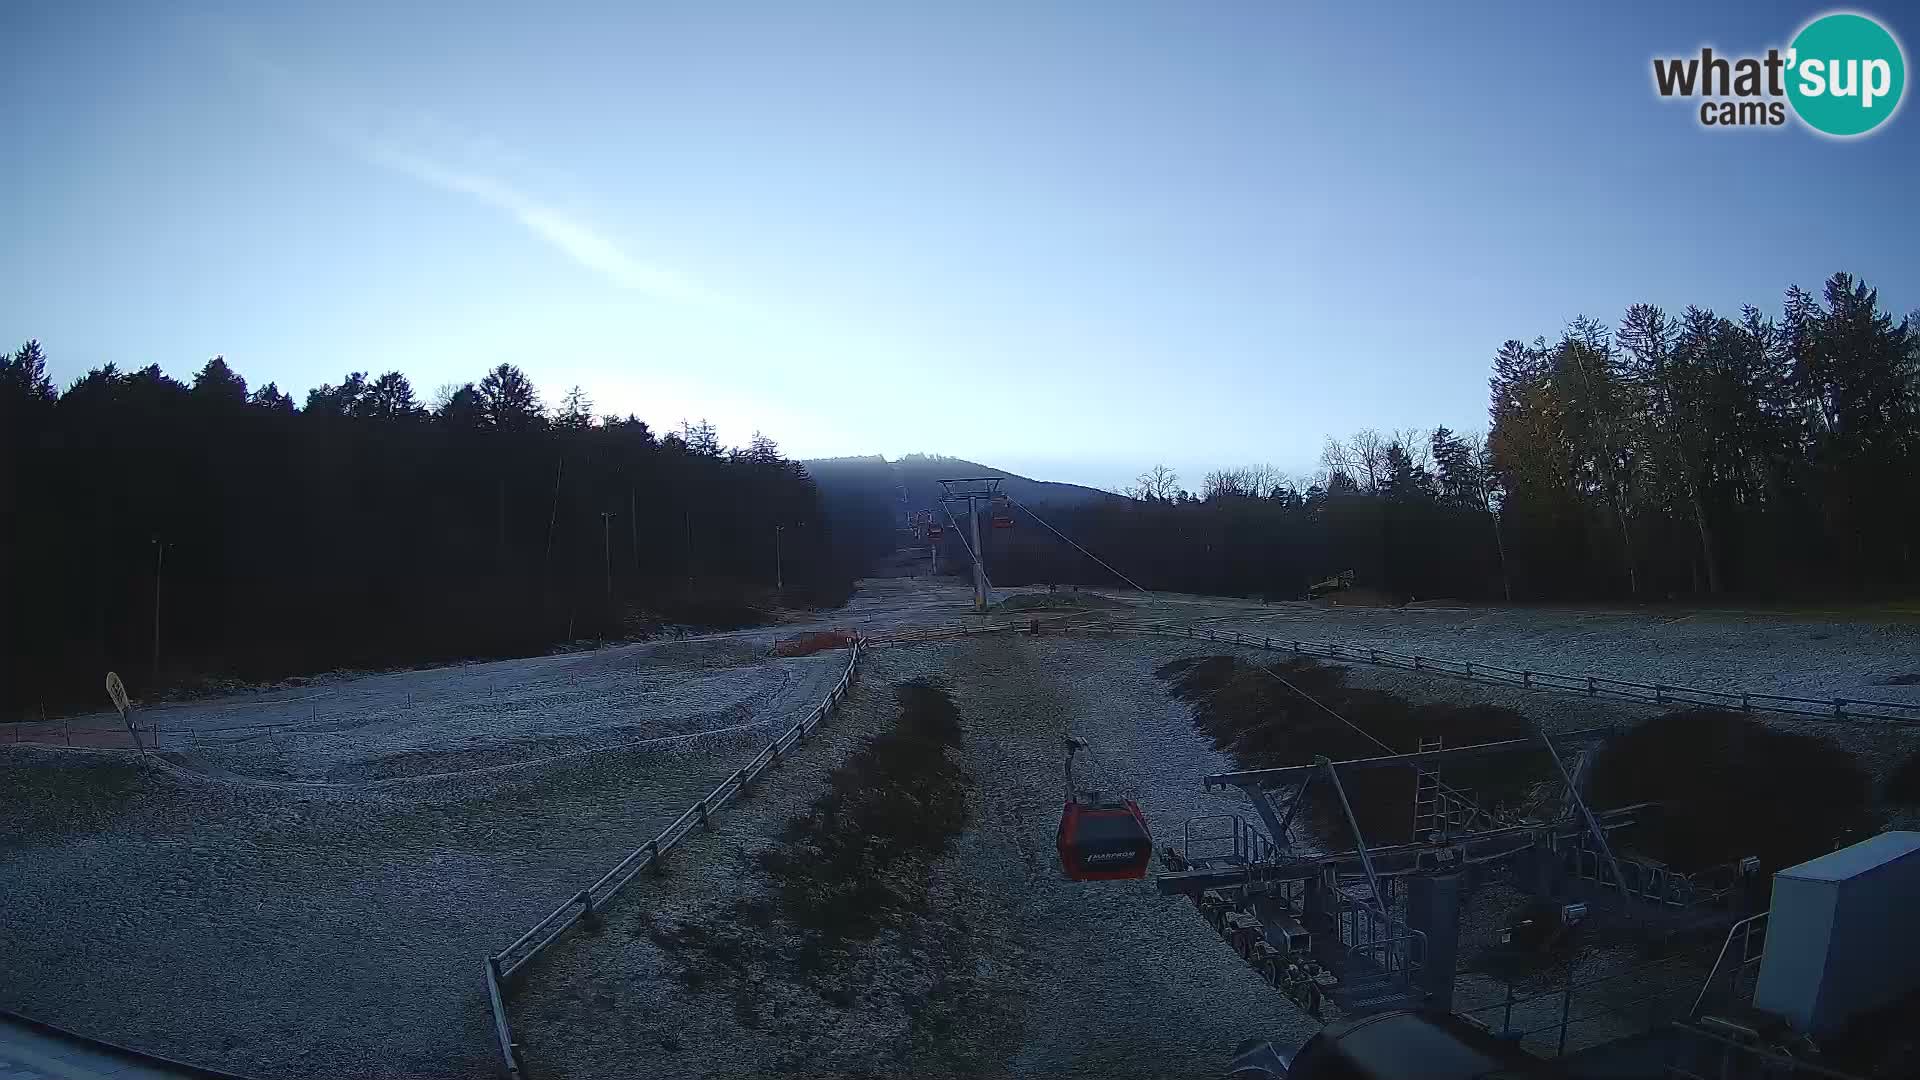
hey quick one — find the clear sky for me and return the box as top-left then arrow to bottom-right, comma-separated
4,1 -> 1914,491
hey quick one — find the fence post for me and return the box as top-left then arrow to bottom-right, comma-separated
1655,685 -> 1666,704
578,888 -> 594,918
1503,980 -> 1515,1035
1523,671 -> 1532,689
646,839 -> 662,874
698,797 -> 711,829
1834,698 -> 1844,718
1369,648 -> 1378,663
1587,677 -> 1596,697
1414,656 -> 1423,671
1264,637 -> 1270,650
1464,661 -> 1473,678
1742,693 -> 1752,714
1557,972 -> 1573,1057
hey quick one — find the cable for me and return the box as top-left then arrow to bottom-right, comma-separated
1004,494 -> 1149,593
1259,663 -> 1489,815
1262,667 -> 1392,755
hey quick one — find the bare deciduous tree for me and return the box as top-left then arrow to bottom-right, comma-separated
1129,464 -> 1181,501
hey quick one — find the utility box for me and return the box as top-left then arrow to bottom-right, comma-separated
1753,831 -> 1920,1037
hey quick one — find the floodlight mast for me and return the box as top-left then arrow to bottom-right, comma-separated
936,477 -> 1003,612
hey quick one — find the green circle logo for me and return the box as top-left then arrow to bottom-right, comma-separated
1787,12 -> 1906,136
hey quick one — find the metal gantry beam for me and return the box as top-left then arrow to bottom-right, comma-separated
1205,737 -> 1543,790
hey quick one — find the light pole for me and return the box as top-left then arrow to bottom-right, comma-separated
774,525 -> 785,593
600,511 -> 616,602
150,537 -> 169,683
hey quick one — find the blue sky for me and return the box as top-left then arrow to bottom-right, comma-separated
4,1 -> 1914,491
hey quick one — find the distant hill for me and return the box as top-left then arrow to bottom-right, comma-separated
802,454 -> 1119,575
889,454 -> 1116,512
805,454 -> 1115,527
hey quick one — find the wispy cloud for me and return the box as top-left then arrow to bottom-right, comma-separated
215,27 -> 726,309
364,144 -> 721,306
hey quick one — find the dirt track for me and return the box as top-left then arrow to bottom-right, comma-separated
512,635 -> 1318,1080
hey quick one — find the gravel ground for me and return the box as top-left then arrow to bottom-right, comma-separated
10,576 -> 1920,1079
1106,591 -> 1920,705
513,636 -> 1320,1080
0,644 -> 858,1079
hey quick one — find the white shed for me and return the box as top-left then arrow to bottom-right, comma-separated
1753,831 -> 1920,1037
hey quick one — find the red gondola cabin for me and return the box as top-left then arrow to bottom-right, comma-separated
1055,737 -> 1152,881
1057,796 -> 1154,880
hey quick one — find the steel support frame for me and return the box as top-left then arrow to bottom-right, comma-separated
1317,755 -> 1387,918
1239,771 -> 1314,856
936,477 -> 1003,614
1539,730 -> 1634,910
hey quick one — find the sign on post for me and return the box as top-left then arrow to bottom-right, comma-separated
105,671 -> 143,754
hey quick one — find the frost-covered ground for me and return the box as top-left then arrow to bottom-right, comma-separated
0,638 -> 859,1079
1100,591 -> 1920,704
513,636 -> 1320,1080
6,575 -> 1920,1078
517,628 -> 1914,1079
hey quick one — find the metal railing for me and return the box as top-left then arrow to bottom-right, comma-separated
1043,621 -> 1920,726
1561,835 -> 1701,908
1182,813 -> 1275,866
481,636 -> 867,1080
1689,912 -> 1769,1018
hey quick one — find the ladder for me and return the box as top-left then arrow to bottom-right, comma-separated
1412,736 -> 1444,841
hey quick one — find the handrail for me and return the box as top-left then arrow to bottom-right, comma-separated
1689,911 -> 1769,1018
482,636 -> 866,1079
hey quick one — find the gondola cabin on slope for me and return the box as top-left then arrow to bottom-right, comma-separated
1056,737 -> 1153,881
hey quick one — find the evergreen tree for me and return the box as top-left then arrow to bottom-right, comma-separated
477,364 -> 543,430
191,355 -> 249,405
362,371 -> 423,420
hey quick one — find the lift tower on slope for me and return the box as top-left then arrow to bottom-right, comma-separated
936,477 -> 1003,612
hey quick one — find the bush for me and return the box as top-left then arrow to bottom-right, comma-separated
1157,656 -> 1546,846
1588,711 -> 1872,874
1887,749 -> 1920,805
756,680 -> 973,944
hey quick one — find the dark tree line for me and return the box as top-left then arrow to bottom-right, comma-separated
970,273 -> 1919,603
1,350 -> 855,717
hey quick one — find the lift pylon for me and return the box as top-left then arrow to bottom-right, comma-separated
936,477 -> 1004,612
